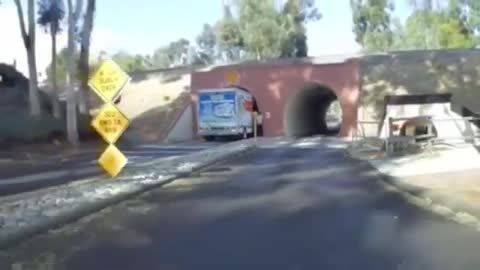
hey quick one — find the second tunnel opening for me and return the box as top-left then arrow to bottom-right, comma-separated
283,83 -> 342,138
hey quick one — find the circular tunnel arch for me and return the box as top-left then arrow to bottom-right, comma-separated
283,82 -> 342,138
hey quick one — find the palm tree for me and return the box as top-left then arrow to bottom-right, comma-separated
38,0 -> 65,118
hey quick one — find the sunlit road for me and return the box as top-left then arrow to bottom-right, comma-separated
0,142 -> 220,196
2,140 -> 480,269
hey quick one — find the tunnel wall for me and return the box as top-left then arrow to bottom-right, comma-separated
191,59 -> 360,137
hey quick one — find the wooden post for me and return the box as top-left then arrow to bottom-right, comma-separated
386,117 -> 393,156
253,111 -> 258,143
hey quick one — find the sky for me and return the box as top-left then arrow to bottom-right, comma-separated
0,0 -> 414,80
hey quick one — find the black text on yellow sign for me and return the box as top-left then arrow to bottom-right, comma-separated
88,59 -> 131,103
91,103 -> 130,144
88,59 -> 131,178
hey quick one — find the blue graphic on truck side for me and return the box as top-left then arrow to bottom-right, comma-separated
198,91 -> 236,127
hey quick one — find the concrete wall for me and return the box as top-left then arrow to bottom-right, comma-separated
118,72 -> 190,120
359,49 -> 480,124
164,104 -> 195,143
191,58 -> 360,137
112,68 -> 192,144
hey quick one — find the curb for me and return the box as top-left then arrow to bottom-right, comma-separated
370,165 -> 480,231
346,145 -> 480,230
0,143 -> 257,249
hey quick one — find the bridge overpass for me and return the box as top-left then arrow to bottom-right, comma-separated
191,56 -> 360,138
187,49 -> 480,140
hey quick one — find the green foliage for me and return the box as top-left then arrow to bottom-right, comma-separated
45,47 -> 70,86
216,17 -> 244,61
281,0 -> 321,57
151,39 -> 191,68
393,8 -> 475,50
238,0 -> 289,59
196,24 -> 217,64
450,0 -> 480,45
215,0 -> 319,61
111,51 -> 148,73
352,0 -> 478,52
167,38 -> 190,65
37,0 -> 65,33
152,46 -> 171,68
350,0 -> 395,53
0,110 -> 94,144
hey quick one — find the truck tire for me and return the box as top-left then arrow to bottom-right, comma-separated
203,136 -> 215,142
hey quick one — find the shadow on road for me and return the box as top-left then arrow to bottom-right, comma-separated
3,144 -> 480,270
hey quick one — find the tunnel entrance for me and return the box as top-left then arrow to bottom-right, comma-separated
283,83 -> 342,137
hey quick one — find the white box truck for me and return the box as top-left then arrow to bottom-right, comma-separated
197,87 -> 254,141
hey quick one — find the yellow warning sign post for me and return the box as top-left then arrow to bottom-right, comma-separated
88,59 -> 131,177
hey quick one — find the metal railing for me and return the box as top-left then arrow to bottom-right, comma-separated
385,115 -> 480,155
352,115 -> 480,157
350,120 -> 384,153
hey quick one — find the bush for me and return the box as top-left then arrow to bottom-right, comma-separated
0,112 -> 96,145
0,113 -> 65,144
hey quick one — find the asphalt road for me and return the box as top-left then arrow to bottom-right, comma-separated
2,140 -> 480,269
0,142 -> 220,196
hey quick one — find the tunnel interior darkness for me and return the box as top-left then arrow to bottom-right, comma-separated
283,83 -> 342,137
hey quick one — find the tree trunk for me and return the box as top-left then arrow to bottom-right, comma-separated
27,49 -> 41,116
14,0 -> 42,116
50,26 -> 61,119
77,0 -> 95,115
66,0 -> 81,146
28,0 -> 41,116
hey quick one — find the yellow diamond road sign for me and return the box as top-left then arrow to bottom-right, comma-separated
88,59 -> 131,103
91,103 -> 130,144
98,144 -> 128,177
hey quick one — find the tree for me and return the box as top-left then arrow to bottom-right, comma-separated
447,0 -> 480,45
111,51 -> 147,72
391,0 -> 475,50
168,38 -> 191,65
350,0 -> 395,52
395,10 -> 474,50
196,24 -> 217,64
77,0 -> 95,115
281,0 -> 321,57
46,47 -> 69,91
216,17 -> 244,62
152,46 -> 171,68
38,0 -> 65,119
65,0 -> 83,146
238,0 -> 290,59
13,0 -> 42,116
